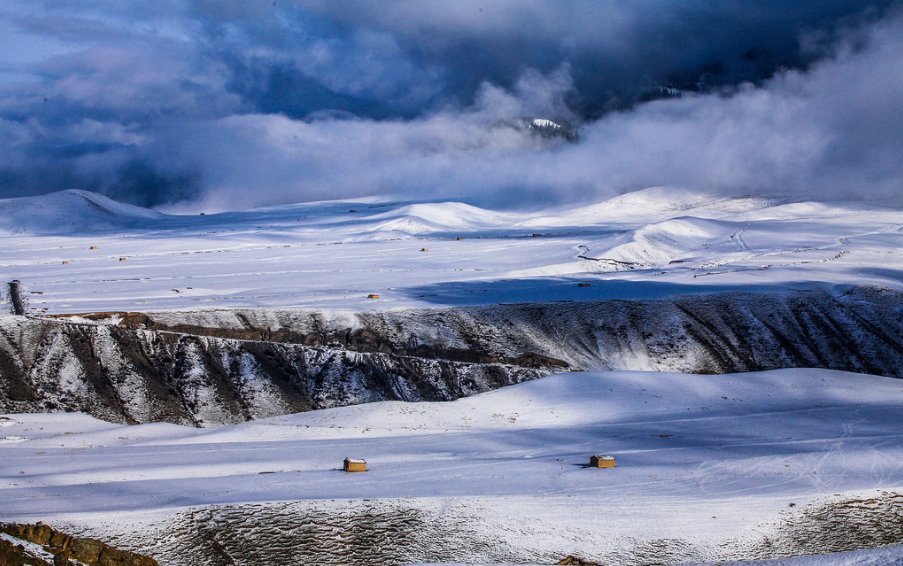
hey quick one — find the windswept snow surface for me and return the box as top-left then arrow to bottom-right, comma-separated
0,188 -> 901,314
1,369 -> 903,564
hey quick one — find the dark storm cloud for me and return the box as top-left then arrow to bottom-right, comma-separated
293,0 -> 900,112
0,0 -> 901,209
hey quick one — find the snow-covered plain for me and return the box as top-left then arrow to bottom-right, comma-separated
2,369 -> 903,564
2,188 -> 903,564
0,188 -> 901,315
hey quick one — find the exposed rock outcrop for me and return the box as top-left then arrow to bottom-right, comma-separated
557,557 -> 599,565
0,523 -> 158,566
0,316 -> 557,427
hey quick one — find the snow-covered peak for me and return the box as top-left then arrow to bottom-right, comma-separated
526,117 -> 579,141
531,118 -> 561,129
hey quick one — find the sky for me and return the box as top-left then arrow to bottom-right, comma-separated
1,0 -> 902,211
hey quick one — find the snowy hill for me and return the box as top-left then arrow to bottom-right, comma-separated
2,287 -> 902,427
0,190 -> 162,235
365,201 -> 515,237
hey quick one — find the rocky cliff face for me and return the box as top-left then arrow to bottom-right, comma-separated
1,286 -> 901,427
0,316 -> 558,427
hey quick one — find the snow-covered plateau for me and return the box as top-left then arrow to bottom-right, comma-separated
1,188 -> 903,565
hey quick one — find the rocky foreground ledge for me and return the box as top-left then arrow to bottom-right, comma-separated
0,523 -> 158,566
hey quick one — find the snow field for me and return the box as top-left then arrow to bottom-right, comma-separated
1,368 -> 902,564
1,188 -> 901,314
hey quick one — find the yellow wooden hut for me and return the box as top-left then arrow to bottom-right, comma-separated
590,455 -> 616,468
343,458 -> 367,472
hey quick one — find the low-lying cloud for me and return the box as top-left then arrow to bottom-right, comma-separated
0,0 -> 901,210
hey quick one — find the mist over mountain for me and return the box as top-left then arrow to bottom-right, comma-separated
1,1 -> 902,210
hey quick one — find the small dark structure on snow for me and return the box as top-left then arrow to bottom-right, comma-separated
7,280 -> 24,316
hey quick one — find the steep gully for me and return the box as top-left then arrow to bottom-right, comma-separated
0,286 -> 901,427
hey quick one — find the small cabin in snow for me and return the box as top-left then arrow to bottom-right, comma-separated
344,458 -> 367,472
590,455 -> 616,468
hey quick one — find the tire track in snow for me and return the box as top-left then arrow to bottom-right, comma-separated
730,224 -> 753,252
